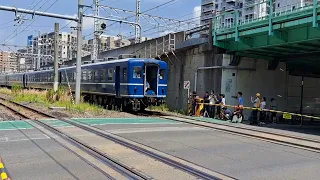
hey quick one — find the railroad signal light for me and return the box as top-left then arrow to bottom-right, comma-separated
101,23 -> 106,30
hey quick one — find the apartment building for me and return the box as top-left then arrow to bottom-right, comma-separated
274,0 -> 319,13
0,51 -> 18,73
200,0 -> 269,27
87,35 -> 131,52
28,31 -> 91,70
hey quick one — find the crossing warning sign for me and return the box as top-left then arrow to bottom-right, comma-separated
184,81 -> 190,89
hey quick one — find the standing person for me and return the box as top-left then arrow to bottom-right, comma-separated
219,94 -> 226,118
232,92 -> 244,123
260,97 -> 267,124
215,94 -> 222,119
191,91 -> 197,116
203,92 -> 210,117
250,93 -> 261,125
237,92 -> 244,117
208,90 -> 217,118
270,98 -> 277,123
220,94 -> 226,107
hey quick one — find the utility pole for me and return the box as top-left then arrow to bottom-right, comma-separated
92,0 -> 99,62
135,0 -> 141,44
37,30 -> 41,70
53,23 -> 59,92
75,0 -> 83,104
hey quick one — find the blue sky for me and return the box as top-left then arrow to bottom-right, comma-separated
0,0 -> 200,49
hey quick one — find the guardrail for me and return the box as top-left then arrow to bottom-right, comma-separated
0,157 -> 10,180
192,100 -> 320,122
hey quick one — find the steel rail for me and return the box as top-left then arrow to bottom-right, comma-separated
0,97 -> 150,180
160,116 -> 320,152
0,97 -> 226,180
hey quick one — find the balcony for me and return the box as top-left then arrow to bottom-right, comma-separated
201,14 -> 213,21
225,4 -> 236,11
202,5 -> 215,13
202,0 -> 214,6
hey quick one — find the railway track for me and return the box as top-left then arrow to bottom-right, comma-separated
159,115 -> 320,153
0,97 -> 51,120
0,97 -> 231,180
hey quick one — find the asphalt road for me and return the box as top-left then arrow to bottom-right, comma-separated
1,119 -> 319,180
96,122 -> 320,180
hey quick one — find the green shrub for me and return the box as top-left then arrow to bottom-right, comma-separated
12,83 -> 22,94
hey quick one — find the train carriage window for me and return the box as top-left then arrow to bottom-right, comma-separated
123,68 -> 127,80
94,70 -> 99,82
133,67 -> 142,78
107,68 -> 113,81
61,73 -> 65,82
159,69 -> 165,80
67,71 -> 72,82
100,69 -> 107,82
73,72 -> 76,82
88,70 -> 92,80
82,70 -> 87,81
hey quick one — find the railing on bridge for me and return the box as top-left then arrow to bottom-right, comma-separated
213,0 -> 319,34
135,33 -> 176,59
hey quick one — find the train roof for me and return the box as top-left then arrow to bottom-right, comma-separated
5,58 -> 166,75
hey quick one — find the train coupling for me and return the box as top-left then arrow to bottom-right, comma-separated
131,99 -> 141,111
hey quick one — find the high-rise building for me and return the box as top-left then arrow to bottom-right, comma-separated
87,35 -> 131,53
0,51 -> 18,73
200,0 -> 269,27
27,31 -> 91,70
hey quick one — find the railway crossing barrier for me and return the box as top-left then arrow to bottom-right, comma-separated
194,102 -> 320,124
0,157 -> 10,180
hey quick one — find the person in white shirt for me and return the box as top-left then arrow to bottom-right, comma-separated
220,94 -> 226,108
218,94 -> 226,119
208,90 -> 217,118
260,97 -> 267,124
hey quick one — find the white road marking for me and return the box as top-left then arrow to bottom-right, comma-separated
108,126 -> 206,134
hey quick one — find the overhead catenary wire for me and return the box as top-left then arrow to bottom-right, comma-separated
1,0 -> 46,44
105,0 -> 182,29
1,0 -> 59,54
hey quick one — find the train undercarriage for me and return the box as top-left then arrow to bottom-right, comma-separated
82,93 -> 165,112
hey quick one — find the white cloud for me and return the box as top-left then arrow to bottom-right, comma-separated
193,6 -> 201,26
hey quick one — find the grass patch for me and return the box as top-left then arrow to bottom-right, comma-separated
0,88 -> 12,95
0,87 -> 105,114
149,104 -> 187,115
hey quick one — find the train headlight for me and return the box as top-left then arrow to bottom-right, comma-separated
134,87 -> 137,94
162,88 -> 165,94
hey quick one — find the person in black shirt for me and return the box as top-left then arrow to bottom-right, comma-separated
203,92 -> 210,117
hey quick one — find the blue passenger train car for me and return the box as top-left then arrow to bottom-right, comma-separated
0,58 -> 168,111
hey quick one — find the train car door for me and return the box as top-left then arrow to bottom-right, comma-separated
144,63 -> 159,96
115,66 -> 120,97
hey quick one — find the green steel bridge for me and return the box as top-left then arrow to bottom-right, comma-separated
213,0 -> 320,75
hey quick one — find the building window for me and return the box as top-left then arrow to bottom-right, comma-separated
107,68 -> 113,81
133,67 -> 142,78
278,3 -> 280,7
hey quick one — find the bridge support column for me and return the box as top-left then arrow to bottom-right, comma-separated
268,0 -> 274,36
313,0 -> 319,28
235,10 -> 239,42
